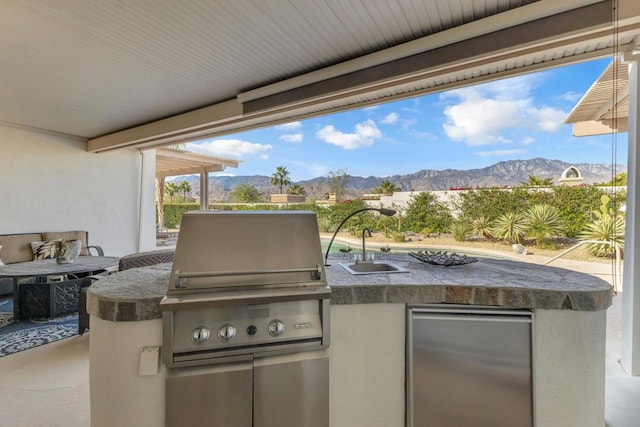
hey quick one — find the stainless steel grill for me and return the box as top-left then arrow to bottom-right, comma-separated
160,211 -> 330,427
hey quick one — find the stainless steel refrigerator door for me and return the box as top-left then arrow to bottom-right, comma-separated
409,308 -> 533,427
165,361 -> 253,427
254,352 -> 329,427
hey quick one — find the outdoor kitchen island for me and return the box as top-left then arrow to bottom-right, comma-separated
86,254 -> 612,427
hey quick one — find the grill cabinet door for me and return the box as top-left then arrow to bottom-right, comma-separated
254,353 -> 329,427
165,361 -> 253,427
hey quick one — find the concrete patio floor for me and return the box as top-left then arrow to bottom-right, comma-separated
0,258 -> 638,426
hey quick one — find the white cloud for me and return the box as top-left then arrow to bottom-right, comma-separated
558,91 -> 582,102
474,149 -> 527,157
440,75 -> 567,146
316,119 -> 382,150
187,139 -> 272,158
530,106 -> 566,132
260,154 -> 269,160
363,106 -> 379,111
521,137 -> 535,146
275,121 -> 302,130
279,133 -> 304,143
381,112 -> 399,124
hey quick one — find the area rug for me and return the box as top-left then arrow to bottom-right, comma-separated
0,297 -> 78,357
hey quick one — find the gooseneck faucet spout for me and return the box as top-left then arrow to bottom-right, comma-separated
324,207 -> 397,266
361,227 -> 372,263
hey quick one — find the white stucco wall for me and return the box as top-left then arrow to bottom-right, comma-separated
0,124 -> 156,255
329,304 -> 406,427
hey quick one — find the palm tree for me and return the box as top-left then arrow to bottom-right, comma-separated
178,180 -> 192,202
523,175 -> 554,187
164,181 -> 179,203
287,183 -> 307,196
374,179 -> 401,196
523,204 -> 564,246
271,166 -> 292,194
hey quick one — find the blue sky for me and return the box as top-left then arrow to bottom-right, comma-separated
185,57 -> 625,182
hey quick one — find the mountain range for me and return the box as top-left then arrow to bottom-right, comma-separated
170,158 -> 624,201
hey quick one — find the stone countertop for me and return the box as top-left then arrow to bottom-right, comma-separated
86,255 -> 613,322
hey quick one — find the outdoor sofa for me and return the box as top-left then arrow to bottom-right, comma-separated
0,231 -> 103,296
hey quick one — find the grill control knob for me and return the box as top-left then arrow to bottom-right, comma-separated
191,326 -> 211,344
268,320 -> 285,337
247,325 -> 257,336
217,324 -> 237,341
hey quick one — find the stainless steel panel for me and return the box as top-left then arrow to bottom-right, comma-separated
169,211 -> 326,292
408,307 -> 533,427
254,353 -> 329,427
166,362 -> 253,427
171,300 -> 324,353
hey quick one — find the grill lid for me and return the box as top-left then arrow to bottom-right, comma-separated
168,211 -> 326,294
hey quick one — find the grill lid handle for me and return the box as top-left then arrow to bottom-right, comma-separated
172,265 -> 322,289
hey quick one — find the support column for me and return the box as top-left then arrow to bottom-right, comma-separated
622,59 -> 640,375
138,149 -> 157,251
199,168 -> 209,210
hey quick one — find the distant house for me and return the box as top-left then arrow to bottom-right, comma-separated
269,194 -> 306,203
558,166 -> 584,186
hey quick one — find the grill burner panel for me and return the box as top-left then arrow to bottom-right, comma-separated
171,299 -> 324,354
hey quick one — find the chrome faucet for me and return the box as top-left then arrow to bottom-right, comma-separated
360,227 -> 372,263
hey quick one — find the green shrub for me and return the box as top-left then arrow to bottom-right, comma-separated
161,203 -> 200,228
491,212 -> 527,244
392,233 -> 406,243
403,192 -> 452,233
450,220 -> 471,242
578,195 -> 625,257
471,216 -> 494,240
523,204 -> 564,247
579,216 -> 625,256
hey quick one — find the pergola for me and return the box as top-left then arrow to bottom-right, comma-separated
155,147 -> 239,210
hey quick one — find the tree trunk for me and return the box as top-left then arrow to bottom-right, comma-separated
156,177 -> 165,229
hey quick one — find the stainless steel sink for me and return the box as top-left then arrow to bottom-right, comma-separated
339,261 -> 409,275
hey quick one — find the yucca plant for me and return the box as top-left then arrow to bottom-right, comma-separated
471,216 -> 494,240
579,216 -> 625,256
579,195 -> 625,257
450,219 -> 471,242
523,204 -> 564,247
491,212 -> 526,244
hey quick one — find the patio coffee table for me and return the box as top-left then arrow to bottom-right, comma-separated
0,256 -> 119,321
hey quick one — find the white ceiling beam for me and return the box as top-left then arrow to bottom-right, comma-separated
88,99 -> 242,153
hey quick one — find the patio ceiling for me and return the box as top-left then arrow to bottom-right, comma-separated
2,1 -> 640,152
564,57 -> 630,136
155,147 -> 239,179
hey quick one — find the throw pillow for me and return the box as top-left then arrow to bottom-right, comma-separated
67,239 -> 82,261
31,239 -> 61,260
0,245 -> 4,266
57,239 -> 82,263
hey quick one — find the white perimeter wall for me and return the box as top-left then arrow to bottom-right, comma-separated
0,124 -> 156,256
